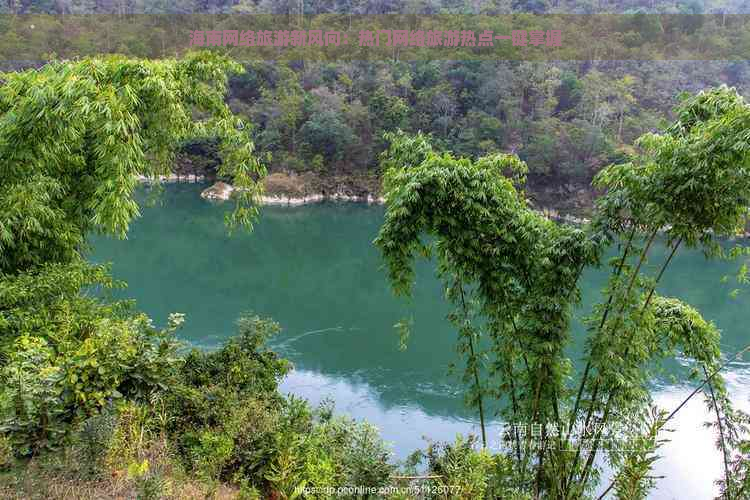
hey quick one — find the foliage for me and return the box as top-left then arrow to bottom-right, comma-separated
0,311 -> 398,499
1,52 -> 404,500
4,0 -> 750,187
299,109 -> 356,164
0,52 -> 263,459
375,130 -> 598,458
0,52 -> 264,272
0,311 -> 183,455
219,57 -> 744,186
0,434 -> 11,471
375,86 -> 750,499
420,435 -> 529,500
73,409 -> 119,478
2,27 -> 750,500
162,314 -> 393,498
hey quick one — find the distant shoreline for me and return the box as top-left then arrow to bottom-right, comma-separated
136,174 -> 386,205
136,174 -> 750,238
136,174 -> 592,226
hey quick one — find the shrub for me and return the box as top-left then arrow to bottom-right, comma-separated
0,313 -> 182,455
0,335 -> 66,455
423,435 -> 527,500
162,314 -> 395,498
0,434 -> 12,471
186,430 -> 234,482
73,409 -> 118,478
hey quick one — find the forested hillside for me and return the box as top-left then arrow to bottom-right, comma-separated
2,0 -> 749,201
3,0 -> 749,16
223,58 -> 749,184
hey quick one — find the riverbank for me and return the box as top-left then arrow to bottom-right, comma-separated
137,171 -> 592,225
191,176 -> 750,238
255,171 -> 386,205
142,168 -> 593,211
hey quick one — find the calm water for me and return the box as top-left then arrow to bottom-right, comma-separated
90,183 -> 750,499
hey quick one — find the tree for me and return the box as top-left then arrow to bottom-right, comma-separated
299,109 -> 355,164
375,86 -> 750,498
451,109 -> 505,159
0,52 -> 264,453
368,87 -> 409,133
414,83 -> 457,139
554,70 -> 583,115
273,66 -> 305,155
0,51 -> 264,277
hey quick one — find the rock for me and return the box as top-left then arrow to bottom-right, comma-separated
201,181 -> 234,201
135,174 -> 180,183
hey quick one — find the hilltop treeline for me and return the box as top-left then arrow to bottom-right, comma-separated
2,1 -> 749,190
224,58 -> 748,186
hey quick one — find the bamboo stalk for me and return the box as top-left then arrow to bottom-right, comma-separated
579,235 -> 682,487
703,365 -> 731,500
458,278 -> 487,449
596,343 -> 750,499
568,225 -> 637,440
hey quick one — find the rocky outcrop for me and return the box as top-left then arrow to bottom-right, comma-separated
258,192 -> 385,206
253,171 -> 385,205
260,193 -> 326,205
137,174 -> 206,183
200,181 -> 234,200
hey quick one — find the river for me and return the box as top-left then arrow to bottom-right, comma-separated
89,183 -> 750,499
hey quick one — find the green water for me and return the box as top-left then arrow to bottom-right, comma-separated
90,183 -> 750,499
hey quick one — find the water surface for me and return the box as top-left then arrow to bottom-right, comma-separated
90,183 -> 750,499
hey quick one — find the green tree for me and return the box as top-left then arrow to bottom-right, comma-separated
375,86 -> 750,499
265,66 -> 305,155
0,51 -> 264,277
368,87 -> 409,133
0,52 -> 264,453
299,109 -> 355,164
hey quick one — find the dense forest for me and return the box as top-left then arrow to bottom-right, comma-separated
2,0 -> 749,16
2,0 -> 750,207
203,55 -> 749,211
224,58 -> 749,181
